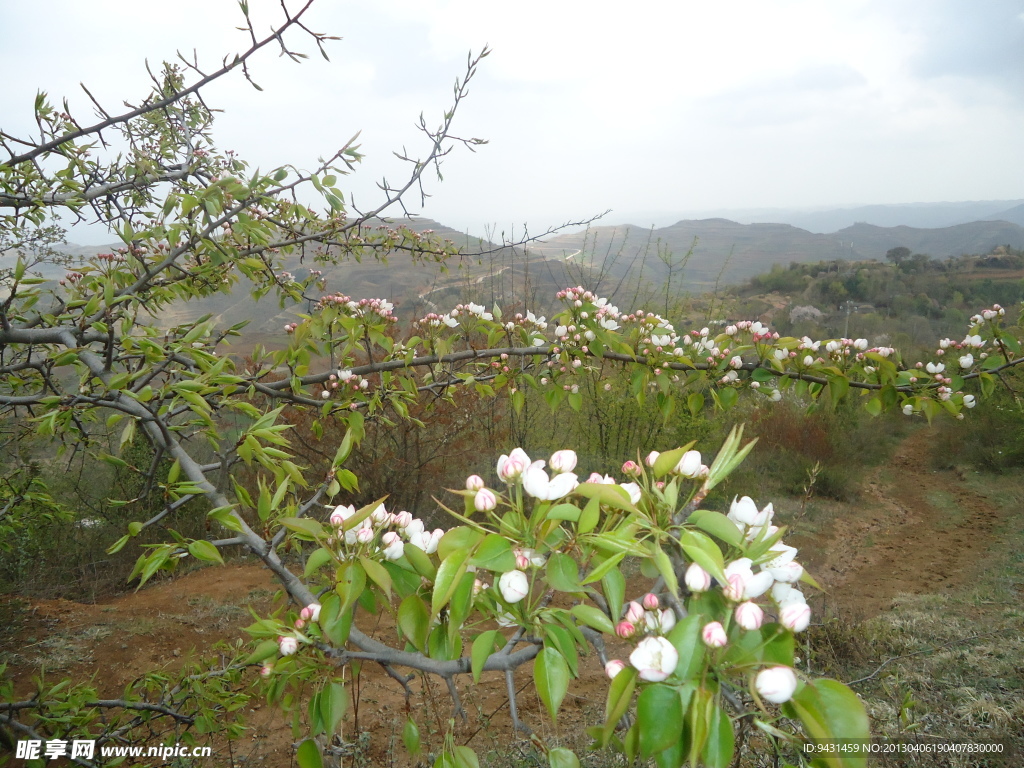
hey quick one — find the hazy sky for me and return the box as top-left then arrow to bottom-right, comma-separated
1,0 -> 1022,243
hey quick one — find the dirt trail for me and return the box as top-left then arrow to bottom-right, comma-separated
800,426 -> 1005,617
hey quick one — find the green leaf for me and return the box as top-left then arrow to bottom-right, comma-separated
188,540 -> 224,564
652,543 -> 679,597
601,567 -> 626,623
637,684 -> 684,757
546,552 -> 581,591
548,748 -> 580,768
305,547 -> 335,578
398,595 -> 430,651
687,509 -> 742,548
431,549 -> 471,619
573,482 -> 637,512
438,526 -> 482,561
403,718 -> 421,756
296,739 -> 323,768
471,629 -> 501,683
546,503 -> 582,521
470,534 -> 516,573
679,530 -> 726,584
788,679 -> 869,766
244,638 -> 280,665
666,615 -> 705,681
358,556 -> 392,598
570,604 -> 615,634
404,542 -> 437,579
581,552 -> 625,585
321,682 -> 347,736
653,444 -> 694,478
534,647 -> 570,721
700,705 -> 734,768
603,666 -> 637,740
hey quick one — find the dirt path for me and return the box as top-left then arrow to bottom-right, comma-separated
800,426 -> 1005,617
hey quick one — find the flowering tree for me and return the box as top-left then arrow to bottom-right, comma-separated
2,2 -> 1024,766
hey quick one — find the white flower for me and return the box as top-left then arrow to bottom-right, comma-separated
330,504 -> 356,526
925,361 -> 945,374
474,488 -> 498,512
702,621 -> 728,648
685,563 -> 711,592
780,602 -> 811,632
854,338 -> 868,351
466,474 -> 485,491
512,547 -> 547,568
730,355 -> 743,369
643,609 -> 677,634
549,450 -> 578,473
498,570 -> 530,603
278,636 -> 299,656
756,666 -> 798,703
963,394 -> 976,408
645,451 -> 660,467
497,448 -> 531,481
522,461 -> 578,500
903,404 -> 914,416
723,558 -> 774,601
735,601 -> 764,630
675,450 -> 702,478
772,582 -> 806,607
768,560 -> 804,583
771,389 -> 782,402
629,636 -> 679,682
761,543 -> 798,570
620,482 -> 642,504
959,353 -> 974,368
381,532 -> 405,561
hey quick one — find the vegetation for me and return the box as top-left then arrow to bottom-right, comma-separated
2,4 -> 1024,768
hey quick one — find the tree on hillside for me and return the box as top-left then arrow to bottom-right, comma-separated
2,3 -> 1023,766
885,245 -> 911,264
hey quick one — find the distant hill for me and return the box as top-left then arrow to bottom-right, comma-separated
984,203 -> 1024,227
527,217 -> 1024,293
770,200 -> 1024,233
833,220 -> 1024,261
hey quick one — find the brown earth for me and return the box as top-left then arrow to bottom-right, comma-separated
1,427 -> 1007,765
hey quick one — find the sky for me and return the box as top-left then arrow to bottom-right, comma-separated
1,0 -> 1023,244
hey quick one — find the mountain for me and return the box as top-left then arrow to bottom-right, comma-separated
770,200 -> 1024,233
984,203 -> 1024,227
832,220 -> 1024,261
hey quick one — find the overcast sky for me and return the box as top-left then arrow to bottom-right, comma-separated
2,0 -> 1023,244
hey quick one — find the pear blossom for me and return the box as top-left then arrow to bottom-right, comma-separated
498,570 -> 530,603
393,511 -> 413,529
723,558 -> 774,601
767,560 -> 804,583
522,461 -> 579,500
278,636 -> 299,656
903,404 -> 914,416
616,620 -> 637,639
355,526 -> 374,544
300,603 -> 322,623
685,562 -> 712,592
645,451 -> 661,467
675,450 -> 702,478
772,582 -> 807,607
963,394 -> 976,408
926,361 -> 945,374
465,474 -> 485,492
512,547 -> 547,568
959,353 -> 974,368
756,666 -> 798,703
629,636 -> 679,682
549,450 -> 578,473
644,609 -> 677,634
497,448 -> 531,481
702,621 -> 728,648
780,602 -> 811,632
474,488 -> 498,512
642,593 -> 659,610
369,504 -> 390,526
625,601 -> 646,624
605,660 -> 626,679
381,531 -> 405,561
620,482 -> 642,504
330,504 -> 356,526
735,601 -> 764,630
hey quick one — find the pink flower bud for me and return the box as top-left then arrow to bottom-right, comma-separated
605,659 -> 626,679
355,527 -> 374,544
474,488 -> 498,512
516,554 -> 530,570
642,593 -> 659,610
780,602 -> 812,632
702,621 -> 728,648
394,511 -> 413,529
645,451 -> 661,467
260,663 -> 274,677
615,620 -> 636,639
625,601 -> 645,624
465,474 -> 485,491
278,636 -> 298,656
621,460 -> 641,476
735,601 -> 764,630
294,618 -> 306,629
